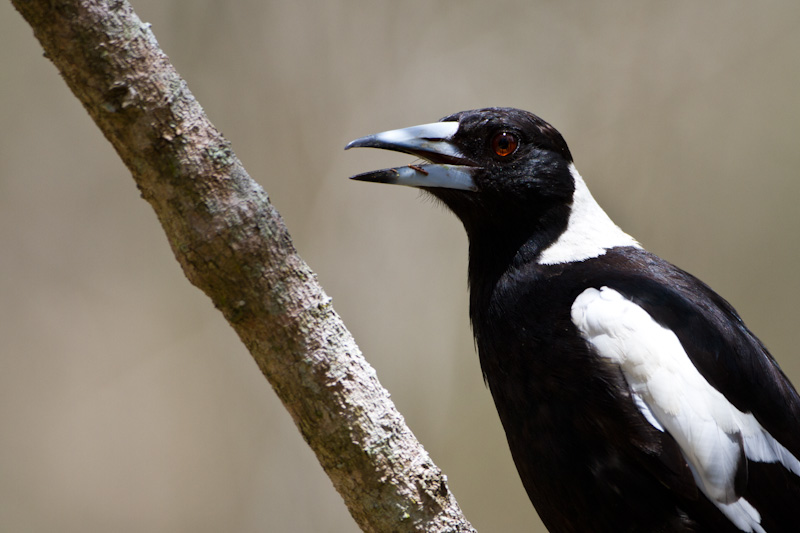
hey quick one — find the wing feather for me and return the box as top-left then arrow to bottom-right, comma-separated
572,286 -> 800,529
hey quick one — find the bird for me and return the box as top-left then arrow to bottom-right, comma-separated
345,107 -> 800,532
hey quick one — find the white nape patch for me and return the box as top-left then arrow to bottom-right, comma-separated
537,165 -> 640,265
571,287 -> 800,530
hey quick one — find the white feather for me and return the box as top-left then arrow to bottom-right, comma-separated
537,165 -> 640,265
571,286 -> 800,530
631,390 -> 665,432
716,498 -> 765,533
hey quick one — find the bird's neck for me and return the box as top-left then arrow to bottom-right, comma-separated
537,166 -> 639,265
464,165 -> 639,330
464,201 -> 569,327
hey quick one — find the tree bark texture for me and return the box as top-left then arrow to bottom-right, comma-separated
10,1 -> 477,531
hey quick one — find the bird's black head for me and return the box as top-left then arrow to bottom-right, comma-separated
346,107 -> 577,262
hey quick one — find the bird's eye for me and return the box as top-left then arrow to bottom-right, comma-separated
491,131 -> 518,158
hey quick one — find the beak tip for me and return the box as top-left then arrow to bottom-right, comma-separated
344,136 -> 374,151
348,168 -> 399,185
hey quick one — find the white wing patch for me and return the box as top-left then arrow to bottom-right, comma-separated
537,165 -> 640,265
571,287 -> 800,532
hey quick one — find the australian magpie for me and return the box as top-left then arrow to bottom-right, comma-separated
346,108 -> 800,532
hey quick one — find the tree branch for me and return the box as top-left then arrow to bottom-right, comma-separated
10,1 -> 476,531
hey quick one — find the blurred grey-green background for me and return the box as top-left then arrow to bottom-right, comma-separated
2,1 -> 799,531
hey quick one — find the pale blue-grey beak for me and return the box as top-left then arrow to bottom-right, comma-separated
345,121 -> 478,191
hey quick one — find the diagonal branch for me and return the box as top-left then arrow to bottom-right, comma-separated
10,1 -> 476,531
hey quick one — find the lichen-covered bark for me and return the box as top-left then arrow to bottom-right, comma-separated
10,1 -> 476,531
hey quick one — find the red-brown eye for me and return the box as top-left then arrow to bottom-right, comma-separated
492,131 -> 518,157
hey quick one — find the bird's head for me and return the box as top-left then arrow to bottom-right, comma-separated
346,108 -> 576,251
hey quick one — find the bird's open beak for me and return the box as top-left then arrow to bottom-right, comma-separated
345,121 -> 479,191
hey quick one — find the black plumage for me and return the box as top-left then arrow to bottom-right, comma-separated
346,107 -> 800,532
